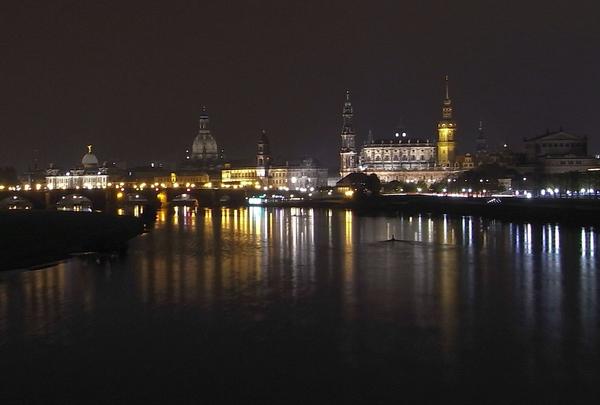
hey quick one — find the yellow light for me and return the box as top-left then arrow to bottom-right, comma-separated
173,182 -> 179,188
0,185 -> 5,190
35,183 -> 42,190
117,192 -> 124,199
344,190 -> 354,197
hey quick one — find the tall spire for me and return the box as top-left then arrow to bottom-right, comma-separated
342,90 -> 354,135
476,119 -> 487,154
445,75 -> 449,99
339,90 -> 357,176
437,75 -> 457,167
442,75 -> 453,120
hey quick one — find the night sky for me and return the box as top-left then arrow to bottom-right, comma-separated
2,0 -> 599,171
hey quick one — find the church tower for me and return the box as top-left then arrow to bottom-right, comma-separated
475,120 -> 488,163
256,129 -> 271,184
437,76 -> 457,167
339,90 -> 357,177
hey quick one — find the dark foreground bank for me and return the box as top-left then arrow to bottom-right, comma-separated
0,211 -> 144,271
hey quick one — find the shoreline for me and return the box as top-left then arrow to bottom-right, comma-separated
249,194 -> 600,226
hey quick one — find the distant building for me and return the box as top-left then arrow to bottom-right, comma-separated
436,75 -> 457,167
523,130 -> 600,174
46,145 -> 122,190
181,107 -> 224,181
221,130 -> 328,189
340,77 -> 463,184
339,91 -> 358,178
475,120 -> 488,165
456,153 -> 475,170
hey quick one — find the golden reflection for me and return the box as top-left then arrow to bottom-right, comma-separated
341,209 -> 356,321
172,206 -> 179,225
19,263 -> 72,338
344,210 -> 352,247
438,236 -> 458,360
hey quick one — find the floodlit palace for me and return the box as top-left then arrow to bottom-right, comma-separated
339,77 -> 470,183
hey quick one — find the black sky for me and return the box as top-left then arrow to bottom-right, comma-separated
1,0 -> 599,170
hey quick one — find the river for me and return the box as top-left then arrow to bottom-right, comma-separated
1,207 -> 598,403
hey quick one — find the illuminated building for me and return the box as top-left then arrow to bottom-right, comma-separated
45,145 -> 122,190
256,129 -> 271,183
191,107 -> 219,163
360,135 -> 437,171
436,75 -> 457,167
339,90 -> 357,177
221,130 -> 328,189
342,77 -> 462,184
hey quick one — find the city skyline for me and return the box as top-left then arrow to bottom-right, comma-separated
2,1 -> 599,171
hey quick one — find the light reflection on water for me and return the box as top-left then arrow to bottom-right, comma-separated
0,208 -> 599,399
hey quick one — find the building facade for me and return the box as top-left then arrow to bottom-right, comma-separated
46,145 -> 121,190
339,91 -> 357,177
437,76 -> 457,167
523,130 -> 599,174
340,77 -> 462,184
222,131 -> 328,189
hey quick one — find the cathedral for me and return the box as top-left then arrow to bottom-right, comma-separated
339,77 -> 462,183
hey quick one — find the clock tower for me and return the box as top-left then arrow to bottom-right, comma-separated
437,76 -> 457,167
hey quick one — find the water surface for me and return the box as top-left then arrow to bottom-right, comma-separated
1,208 -> 599,403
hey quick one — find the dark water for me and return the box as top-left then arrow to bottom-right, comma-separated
1,207 -> 599,403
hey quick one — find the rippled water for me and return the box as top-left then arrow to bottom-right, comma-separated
1,207 -> 599,403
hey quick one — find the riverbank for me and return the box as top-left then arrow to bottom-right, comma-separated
254,194 -> 600,225
0,211 -> 144,271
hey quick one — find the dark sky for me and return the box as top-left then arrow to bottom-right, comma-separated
2,0 -> 599,171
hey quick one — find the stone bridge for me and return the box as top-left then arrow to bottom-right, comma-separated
0,188 -> 247,210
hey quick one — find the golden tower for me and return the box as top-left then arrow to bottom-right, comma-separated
437,75 -> 457,167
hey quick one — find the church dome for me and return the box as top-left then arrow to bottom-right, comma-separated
192,133 -> 218,158
191,108 -> 219,161
82,145 -> 99,168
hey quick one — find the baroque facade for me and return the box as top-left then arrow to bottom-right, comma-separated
339,77 -> 461,183
45,145 -> 121,190
522,130 -> 600,174
221,130 -> 328,189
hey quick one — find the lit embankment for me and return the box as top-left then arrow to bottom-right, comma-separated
248,192 -> 600,225
373,194 -> 600,224
0,211 -> 144,271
